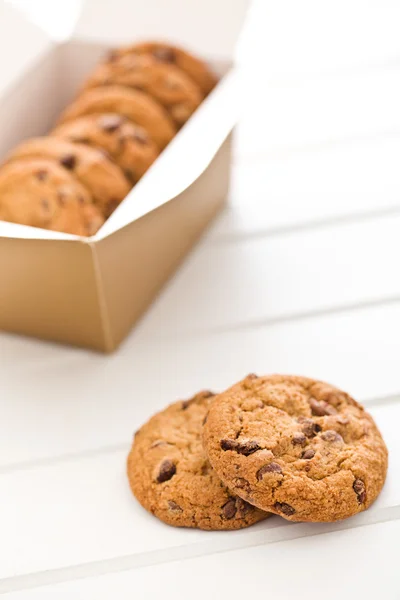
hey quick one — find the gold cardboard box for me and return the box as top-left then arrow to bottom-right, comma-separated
0,0 -> 249,351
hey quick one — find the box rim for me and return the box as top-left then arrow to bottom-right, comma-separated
0,1 -> 55,97
0,61 -> 240,242
72,0 -> 252,60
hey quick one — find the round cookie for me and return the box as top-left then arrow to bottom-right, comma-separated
7,137 -> 131,217
108,41 -> 218,96
81,203 -> 105,236
58,86 -> 176,150
53,113 -> 159,184
203,374 -> 388,523
127,390 -> 269,530
0,158 -> 101,236
83,55 -> 203,128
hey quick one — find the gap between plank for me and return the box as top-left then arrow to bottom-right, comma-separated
210,205 -> 400,244
234,128 -> 400,163
0,504 -> 399,595
200,295 -> 400,337
0,390 -> 398,476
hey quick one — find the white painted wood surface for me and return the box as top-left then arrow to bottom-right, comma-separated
2,0 -> 400,597
3,520 -> 400,599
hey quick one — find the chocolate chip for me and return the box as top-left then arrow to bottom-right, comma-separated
274,502 -> 295,516
220,439 -> 237,451
98,114 -> 123,133
181,399 -> 193,410
118,135 -> 128,150
153,47 -> 175,63
353,479 -> 366,503
324,390 -> 347,405
201,462 -> 210,476
221,498 -> 237,520
200,391 -> 215,399
246,373 -> 258,380
256,462 -> 282,480
321,430 -> 343,443
168,500 -> 182,512
60,154 -> 77,170
41,199 -> 50,212
299,417 -> 322,438
220,439 -> 261,455
292,432 -> 307,446
302,448 -> 315,459
73,137 -> 91,145
237,441 -> 261,455
233,477 -> 251,491
156,459 -> 176,483
309,398 -> 338,416
124,168 -> 135,182
353,479 -> 365,495
35,169 -> 48,181
236,498 -> 253,517
202,414 -> 208,426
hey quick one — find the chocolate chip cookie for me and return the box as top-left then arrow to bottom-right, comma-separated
0,158 -> 102,236
58,86 -> 176,150
83,55 -> 203,128
203,374 -> 388,522
53,113 -> 159,184
7,137 -> 131,217
81,203 -> 105,236
108,41 -> 218,96
127,390 -> 269,530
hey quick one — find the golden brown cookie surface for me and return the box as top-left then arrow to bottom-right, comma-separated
109,41 -> 218,96
128,391 -> 269,530
203,374 -> 388,523
7,137 -> 130,217
81,203 -> 105,236
84,54 -> 203,128
53,113 -> 158,184
0,158 -> 101,236
58,86 -> 176,150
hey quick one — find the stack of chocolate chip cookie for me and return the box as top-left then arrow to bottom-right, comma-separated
0,42 -> 217,236
127,375 -> 388,530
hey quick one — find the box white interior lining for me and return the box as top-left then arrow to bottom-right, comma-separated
0,37 -> 237,242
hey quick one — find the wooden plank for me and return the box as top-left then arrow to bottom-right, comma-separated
1,503 -> 399,597
139,214 -> 400,335
210,136 -> 400,239
0,301 -> 399,468
240,0 -> 400,79
0,396 -> 397,580
2,2 -> 400,597
237,68 -> 400,157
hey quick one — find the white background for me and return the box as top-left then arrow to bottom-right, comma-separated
1,1 -> 400,598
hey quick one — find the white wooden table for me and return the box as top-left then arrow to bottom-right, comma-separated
1,1 -> 400,598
